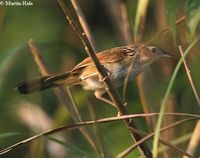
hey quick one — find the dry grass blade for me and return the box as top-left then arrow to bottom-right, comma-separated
57,0 -> 152,157
71,0 -> 97,51
119,0 -> 153,132
0,113 -> 199,156
122,60 -> 134,99
158,133 -> 192,154
28,39 -> 97,152
70,1 -> 107,156
146,16 -> 186,44
116,0 -> 151,130
103,0 -> 130,43
119,0 -> 134,99
28,39 -> 49,75
134,0 -> 149,42
178,46 -> 200,106
178,45 -> 200,158
87,98 -> 106,158
182,121 -> 200,158
116,118 -> 197,158
119,0 -> 153,131
119,0 -> 133,44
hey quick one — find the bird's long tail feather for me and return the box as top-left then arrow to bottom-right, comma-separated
16,72 -> 81,94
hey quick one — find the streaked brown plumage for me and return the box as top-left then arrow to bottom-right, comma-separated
16,43 -> 171,103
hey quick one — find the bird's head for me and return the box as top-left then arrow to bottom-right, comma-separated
136,45 -> 172,65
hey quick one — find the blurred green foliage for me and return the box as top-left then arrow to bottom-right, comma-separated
0,0 -> 199,158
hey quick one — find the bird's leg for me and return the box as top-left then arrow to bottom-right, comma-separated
94,90 -> 117,108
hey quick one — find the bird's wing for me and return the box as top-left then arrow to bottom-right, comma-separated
71,45 -> 142,80
72,46 -> 130,71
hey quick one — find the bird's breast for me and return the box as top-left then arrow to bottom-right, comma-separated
80,63 -> 144,91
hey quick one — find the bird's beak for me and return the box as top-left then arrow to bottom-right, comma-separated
161,50 -> 173,58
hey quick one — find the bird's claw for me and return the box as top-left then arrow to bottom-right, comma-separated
99,68 -> 111,82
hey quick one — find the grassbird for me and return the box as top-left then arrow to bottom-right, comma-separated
16,44 -> 171,105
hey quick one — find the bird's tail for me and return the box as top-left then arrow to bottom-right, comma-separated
16,72 -> 81,94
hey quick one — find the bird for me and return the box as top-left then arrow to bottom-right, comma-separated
16,43 -> 171,105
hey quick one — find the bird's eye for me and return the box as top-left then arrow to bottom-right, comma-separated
149,47 -> 156,53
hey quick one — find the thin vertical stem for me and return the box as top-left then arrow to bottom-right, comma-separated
58,0 -> 152,157
28,39 -> 97,152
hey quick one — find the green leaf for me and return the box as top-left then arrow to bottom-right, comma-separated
165,0 -> 180,42
0,132 -> 21,140
0,45 -> 26,96
0,45 -> 26,86
185,0 -> 200,37
152,37 -> 200,158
